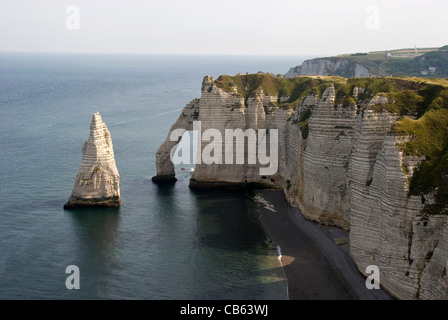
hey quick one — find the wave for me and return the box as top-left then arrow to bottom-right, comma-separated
111,108 -> 183,126
253,194 -> 277,212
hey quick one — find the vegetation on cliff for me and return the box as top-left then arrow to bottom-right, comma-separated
391,86 -> 448,215
216,73 -> 448,215
340,47 -> 448,78
336,77 -> 448,215
215,73 -> 343,109
287,46 -> 448,79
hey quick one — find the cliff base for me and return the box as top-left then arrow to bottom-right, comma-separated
63,196 -> 121,209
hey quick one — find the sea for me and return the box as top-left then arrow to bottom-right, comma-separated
0,53 -> 310,300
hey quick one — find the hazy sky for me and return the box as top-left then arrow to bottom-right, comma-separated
0,0 -> 446,56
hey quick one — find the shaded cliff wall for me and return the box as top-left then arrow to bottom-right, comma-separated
153,98 -> 199,182
190,76 -> 280,187
349,133 -> 448,299
65,112 -> 120,209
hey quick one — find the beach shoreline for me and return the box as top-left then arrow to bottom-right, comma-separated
255,189 -> 393,300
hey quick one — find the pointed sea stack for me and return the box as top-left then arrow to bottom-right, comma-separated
64,112 -> 121,209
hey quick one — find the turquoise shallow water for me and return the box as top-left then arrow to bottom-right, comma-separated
0,53 -> 308,299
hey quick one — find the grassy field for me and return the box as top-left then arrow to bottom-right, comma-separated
334,46 -> 448,77
339,47 -> 439,57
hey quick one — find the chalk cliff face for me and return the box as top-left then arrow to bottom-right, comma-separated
64,112 -> 120,209
349,134 -> 447,299
152,98 -> 200,182
285,57 -> 374,78
153,75 -> 284,187
154,74 -> 448,299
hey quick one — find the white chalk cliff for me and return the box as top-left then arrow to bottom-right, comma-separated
284,57 -> 374,78
154,74 -> 448,299
64,112 -> 120,209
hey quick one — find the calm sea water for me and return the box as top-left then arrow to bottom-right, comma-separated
0,53 -> 308,299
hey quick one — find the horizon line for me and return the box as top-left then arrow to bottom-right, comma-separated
0,50 -> 334,58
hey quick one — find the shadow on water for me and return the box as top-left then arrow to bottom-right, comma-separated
154,181 -> 176,197
189,188 -> 269,251
64,207 -> 121,298
187,188 -> 289,299
150,182 -> 288,299
153,181 -> 177,215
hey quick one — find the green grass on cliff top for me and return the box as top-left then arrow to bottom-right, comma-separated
215,73 -> 345,109
392,85 -> 448,215
216,73 -> 448,214
337,47 -> 448,77
340,77 -> 448,215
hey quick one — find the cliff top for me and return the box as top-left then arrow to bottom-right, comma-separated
215,73 -> 344,108
215,73 -> 448,109
214,73 -> 448,215
300,46 -> 448,78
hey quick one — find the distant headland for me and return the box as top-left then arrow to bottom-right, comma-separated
285,45 -> 448,78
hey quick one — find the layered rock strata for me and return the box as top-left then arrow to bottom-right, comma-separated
284,57 -> 375,78
152,98 -> 200,182
154,75 -> 448,299
153,76 -> 285,188
64,112 -> 120,209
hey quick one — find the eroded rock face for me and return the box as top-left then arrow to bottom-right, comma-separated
64,112 -> 120,209
154,75 -> 448,299
285,87 -> 448,299
190,77 -> 287,188
284,57 -> 375,78
297,85 -> 355,229
152,98 -> 200,182
349,135 -> 448,299
153,76 -> 285,187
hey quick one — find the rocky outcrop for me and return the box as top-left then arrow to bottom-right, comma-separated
152,98 -> 200,182
283,66 -> 302,79
349,133 -> 448,299
354,63 -> 371,78
154,74 -> 448,299
284,57 -> 374,78
296,84 -> 354,229
153,75 -> 285,188
64,112 -> 120,209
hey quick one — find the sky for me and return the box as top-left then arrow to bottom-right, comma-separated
0,0 -> 446,56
